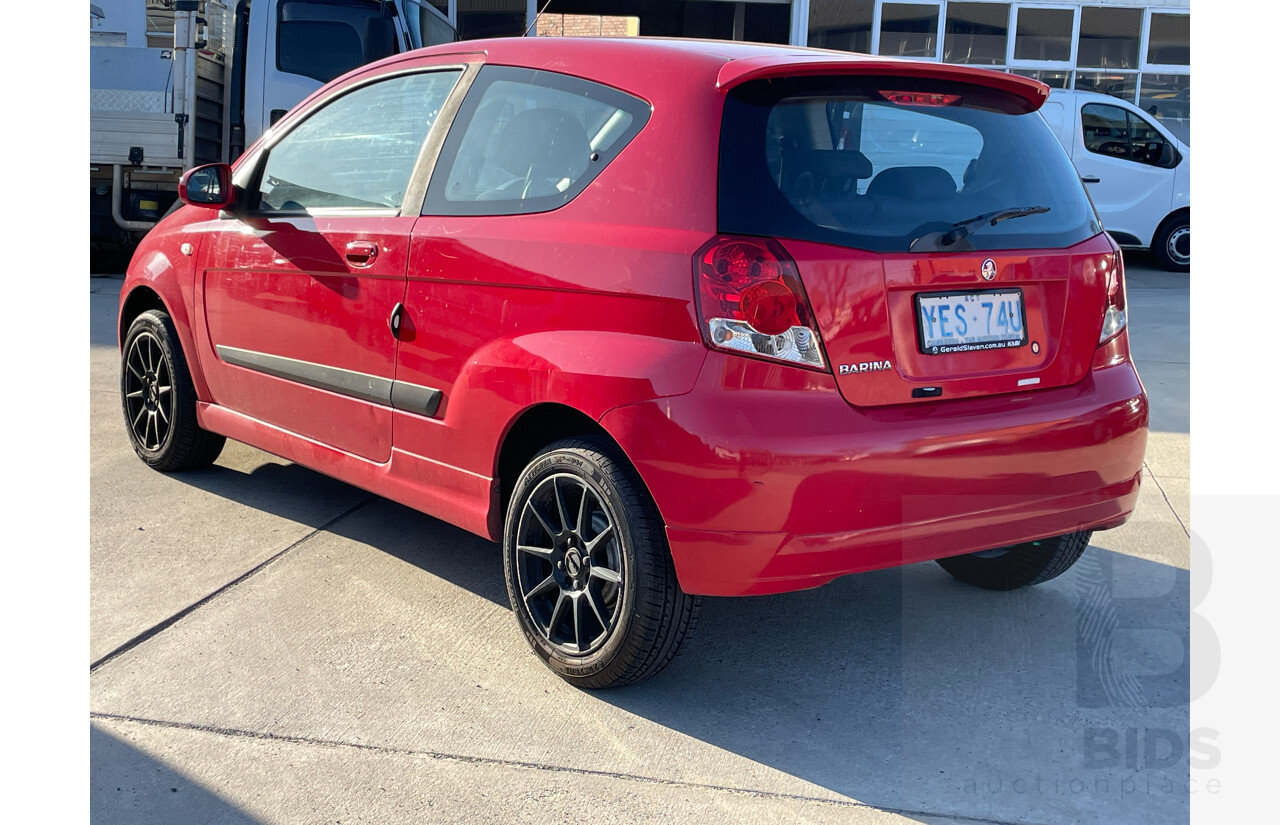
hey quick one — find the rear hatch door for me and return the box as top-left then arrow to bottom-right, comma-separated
717,64 -> 1113,406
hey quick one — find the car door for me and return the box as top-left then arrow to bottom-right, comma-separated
1071,102 -> 1178,246
195,67 -> 464,462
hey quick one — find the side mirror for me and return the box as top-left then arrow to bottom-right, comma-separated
179,163 -> 235,210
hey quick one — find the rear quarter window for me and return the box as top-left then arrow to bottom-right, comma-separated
424,66 -> 651,216
720,76 -> 1101,254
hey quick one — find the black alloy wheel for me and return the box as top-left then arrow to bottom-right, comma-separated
123,329 -> 175,453
120,310 -> 225,471
514,473 -> 624,655
503,437 -> 701,689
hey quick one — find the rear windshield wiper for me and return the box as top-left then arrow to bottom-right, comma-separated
911,206 -> 1051,252
942,207 -> 1051,245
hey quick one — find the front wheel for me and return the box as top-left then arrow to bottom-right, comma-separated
1152,215 -> 1190,272
503,437 -> 701,689
936,531 -> 1092,591
121,309 -> 225,471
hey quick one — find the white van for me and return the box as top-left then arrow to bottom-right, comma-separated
1040,89 -> 1190,271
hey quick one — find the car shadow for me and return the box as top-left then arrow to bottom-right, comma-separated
165,460 -> 511,607
157,457 -> 1188,825
91,724 -> 262,825
604,550 -> 1190,825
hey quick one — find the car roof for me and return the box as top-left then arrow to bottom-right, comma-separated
379,37 -> 1047,107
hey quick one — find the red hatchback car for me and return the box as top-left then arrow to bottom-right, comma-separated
119,37 -> 1148,688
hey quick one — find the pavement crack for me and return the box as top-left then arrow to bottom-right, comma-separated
88,712 -> 1051,825
1144,463 -> 1189,537
89,495 -> 377,674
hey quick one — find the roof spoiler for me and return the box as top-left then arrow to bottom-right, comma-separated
716,55 -> 1050,112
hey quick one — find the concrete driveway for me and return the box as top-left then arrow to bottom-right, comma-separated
90,253 -> 1190,825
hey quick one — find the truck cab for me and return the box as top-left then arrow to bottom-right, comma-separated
1040,89 -> 1190,271
236,0 -> 455,155
90,0 -> 454,271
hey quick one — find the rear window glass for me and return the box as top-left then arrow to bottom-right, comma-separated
719,77 -> 1101,253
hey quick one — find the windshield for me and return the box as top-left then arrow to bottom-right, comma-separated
720,77 -> 1102,253
277,0 -> 399,84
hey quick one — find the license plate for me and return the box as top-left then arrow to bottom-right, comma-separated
916,290 -> 1027,354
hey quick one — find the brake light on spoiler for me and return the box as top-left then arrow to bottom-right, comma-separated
879,90 -> 962,106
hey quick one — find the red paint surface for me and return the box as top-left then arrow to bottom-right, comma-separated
120,38 -> 1147,597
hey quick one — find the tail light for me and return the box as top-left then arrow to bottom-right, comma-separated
1098,250 -> 1128,345
694,236 -> 826,370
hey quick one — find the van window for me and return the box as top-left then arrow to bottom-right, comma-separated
1082,103 -> 1179,168
720,76 -> 1100,254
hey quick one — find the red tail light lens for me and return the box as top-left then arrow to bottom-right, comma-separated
879,91 -> 962,107
694,236 -> 826,369
1098,250 -> 1128,345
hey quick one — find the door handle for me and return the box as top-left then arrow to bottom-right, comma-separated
345,240 -> 379,267
1081,175 -> 1101,184
389,302 -> 405,340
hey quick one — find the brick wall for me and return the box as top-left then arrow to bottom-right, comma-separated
536,14 -> 639,37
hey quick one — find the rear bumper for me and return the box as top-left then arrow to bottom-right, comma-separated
599,352 -> 1148,596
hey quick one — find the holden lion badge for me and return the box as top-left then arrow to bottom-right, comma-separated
981,259 -> 997,281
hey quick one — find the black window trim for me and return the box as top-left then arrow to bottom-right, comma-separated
422,65 -> 653,218
232,63 -> 476,220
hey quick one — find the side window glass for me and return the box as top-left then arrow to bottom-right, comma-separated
1081,103 -> 1132,161
256,71 -> 460,213
425,67 -> 651,216
1126,111 -> 1177,168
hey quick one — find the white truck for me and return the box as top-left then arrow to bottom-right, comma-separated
1040,89 -> 1190,272
90,0 -> 455,270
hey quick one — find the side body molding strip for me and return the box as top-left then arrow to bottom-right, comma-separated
216,345 -> 442,417
390,380 -> 443,417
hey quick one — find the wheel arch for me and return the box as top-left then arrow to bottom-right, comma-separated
118,285 -> 167,349
118,250 -> 213,401
1154,206 -> 1190,243
1150,207 -> 1190,271
493,402 -> 647,540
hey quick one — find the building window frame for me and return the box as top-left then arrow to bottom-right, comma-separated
874,0 -> 945,61
1075,4 -> 1145,71
942,1 -> 1012,66
1006,3 -> 1079,71
1141,8 -> 1190,71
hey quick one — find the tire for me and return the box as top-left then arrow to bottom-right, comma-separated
120,309 -> 225,471
935,531 -> 1092,591
503,437 -> 701,689
1152,214 -> 1190,272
